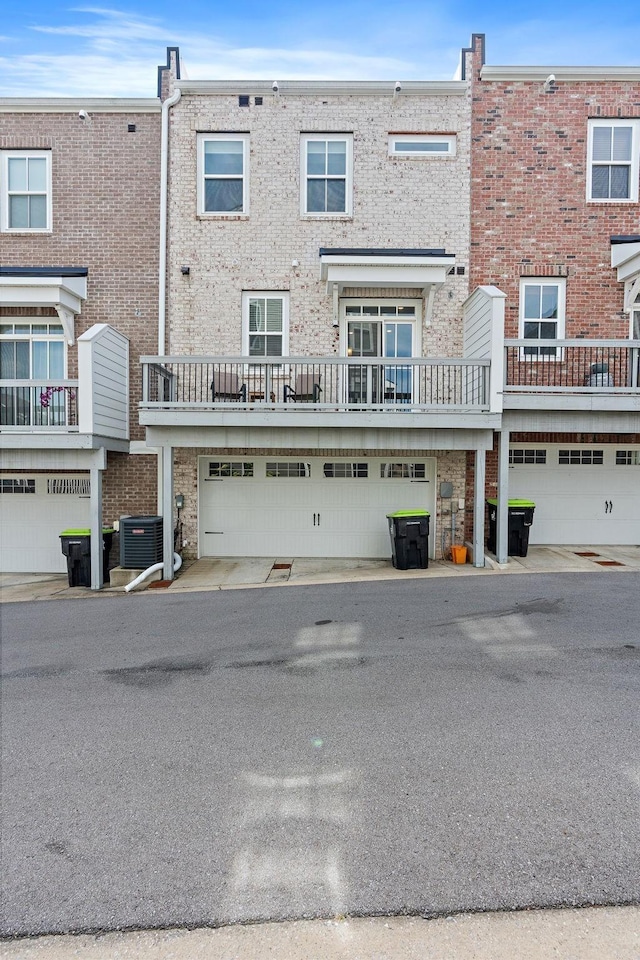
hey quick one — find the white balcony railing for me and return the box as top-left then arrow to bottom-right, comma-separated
0,380 -> 79,430
140,356 -> 491,412
504,340 -> 640,393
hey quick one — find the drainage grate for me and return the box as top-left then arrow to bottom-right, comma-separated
575,551 -> 600,557
272,563 -> 292,570
594,560 -> 625,567
148,580 -> 173,588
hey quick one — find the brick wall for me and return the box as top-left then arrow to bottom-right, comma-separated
0,110 -> 161,442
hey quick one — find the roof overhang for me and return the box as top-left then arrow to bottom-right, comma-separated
611,237 -> 640,311
319,248 -> 455,324
0,268 -> 88,344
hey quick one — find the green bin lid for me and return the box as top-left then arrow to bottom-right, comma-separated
386,509 -> 430,518
485,499 -> 535,508
60,527 -> 115,536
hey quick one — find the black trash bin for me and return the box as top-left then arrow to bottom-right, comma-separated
486,499 -> 535,557
59,528 -> 115,586
387,510 -> 430,569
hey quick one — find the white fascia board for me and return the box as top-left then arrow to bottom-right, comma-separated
0,98 -> 161,112
481,65 -> 640,82
611,240 -> 640,277
322,264 -> 451,288
178,79 -> 467,97
0,275 -> 87,312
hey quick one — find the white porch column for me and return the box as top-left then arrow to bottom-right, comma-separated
496,429 -> 510,564
162,445 -> 175,580
89,464 -> 104,591
473,448 -> 486,567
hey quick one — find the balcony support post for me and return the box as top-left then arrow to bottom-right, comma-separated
496,428 -> 510,564
162,445 -> 175,580
473,448 -> 486,567
89,450 -> 106,591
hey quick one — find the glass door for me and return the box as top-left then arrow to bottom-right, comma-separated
345,304 -> 416,405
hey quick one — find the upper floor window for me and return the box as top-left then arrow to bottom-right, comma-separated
587,120 -> 639,202
197,134 -> 249,215
242,293 -> 289,359
301,134 -> 352,216
1,151 -> 52,232
519,279 -> 566,358
388,134 -> 456,158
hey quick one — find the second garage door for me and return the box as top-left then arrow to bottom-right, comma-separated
199,456 -> 436,558
508,444 -> 640,545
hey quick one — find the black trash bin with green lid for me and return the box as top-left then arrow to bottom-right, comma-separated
486,499 -> 535,557
59,528 -> 114,586
386,510 -> 430,569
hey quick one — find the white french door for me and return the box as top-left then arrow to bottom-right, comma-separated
343,301 -> 419,404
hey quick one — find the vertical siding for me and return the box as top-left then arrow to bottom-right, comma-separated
78,324 -> 129,438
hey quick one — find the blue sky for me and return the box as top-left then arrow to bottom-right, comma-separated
1,3 -> 639,97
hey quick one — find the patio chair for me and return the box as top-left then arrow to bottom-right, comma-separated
283,373 -> 322,403
211,371 -> 247,401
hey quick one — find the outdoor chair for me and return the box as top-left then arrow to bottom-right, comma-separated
283,374 -> 322,403
211,371 -> 247,401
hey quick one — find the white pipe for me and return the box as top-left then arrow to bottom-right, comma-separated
124,553 -> 182,592
158,86 -> 181,356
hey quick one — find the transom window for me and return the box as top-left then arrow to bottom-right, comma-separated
323,463 -> 368,478
242,293 -> 289,359
1,151 -> 52,232
615,450 -> 640,466
208,462 -> 254,478
519,279 -> 566,358
266,462 -> 311,478
587,120 -> 639,202
380,463 -> 426,479
0,478 -> 35,494
301,134 -> 353,216
558,449 -> 604,465
198,134 -> 249,215
509,449 -> 547,465
388,134 -> 456,157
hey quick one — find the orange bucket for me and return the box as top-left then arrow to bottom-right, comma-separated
451,545 -> 467,564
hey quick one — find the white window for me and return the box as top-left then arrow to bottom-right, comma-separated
197,134 -> 249,215
519,279 -> 566,358
587,120 -> 639,202
242,293 -> 289,359
0,320 -> 67,425
301,134 -> 352,216
1,151 -> 52,232
388,134 -> 456,158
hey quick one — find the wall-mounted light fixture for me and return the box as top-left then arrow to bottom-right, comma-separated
180,265 -> 190,276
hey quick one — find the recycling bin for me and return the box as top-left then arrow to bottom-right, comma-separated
486,499 -> 535,557
59,528 -> 115,586
387,510 -> 430,569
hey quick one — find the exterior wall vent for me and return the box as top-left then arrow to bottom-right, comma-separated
238,95 -> 250,107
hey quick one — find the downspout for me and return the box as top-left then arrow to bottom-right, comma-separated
124,553 -> 183,593
158,86 -> 181,356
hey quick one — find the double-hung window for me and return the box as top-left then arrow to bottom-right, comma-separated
520,279 -> 566,358
242,293 -> 289,359
198,134 -> 249,215
1,151 -> 52,232
301,134 -> 353,216
587,120 -> 639,202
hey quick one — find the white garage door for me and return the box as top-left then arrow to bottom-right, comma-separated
199,457 -> 436,558
508,444 -> 640,545
0,474 -> 91,572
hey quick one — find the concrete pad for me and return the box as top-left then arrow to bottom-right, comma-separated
3,906 -> 638,960
168,557 -> 274,590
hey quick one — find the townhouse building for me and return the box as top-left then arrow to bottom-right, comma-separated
464,35 -> 640,557
0,99 -> 161,585
141,49 -> 504,578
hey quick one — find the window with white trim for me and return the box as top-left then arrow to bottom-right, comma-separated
519,279 -> 566,358
0,321 -> 66,425
197,134 -> 249,215
301,134 -> 352,216
242,293 -> 289,359
558,449 -> 604,465
388,134 -> 456,157
587,120 -> 639,202
1,151 -> 52,231
509,449 -> 547,465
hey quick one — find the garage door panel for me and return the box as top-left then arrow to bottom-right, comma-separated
198,458 -> 436,558
509,445 -> 640,545
0,475 -> 90,572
